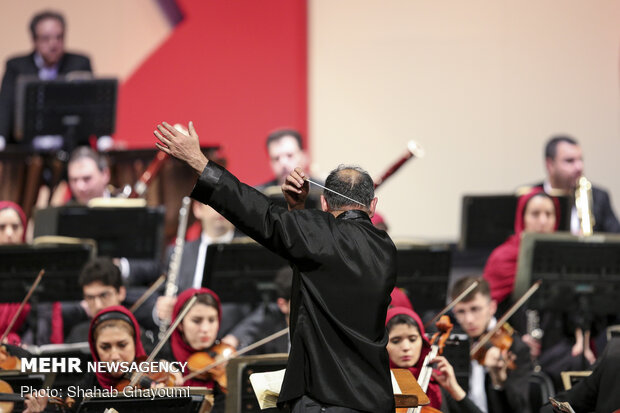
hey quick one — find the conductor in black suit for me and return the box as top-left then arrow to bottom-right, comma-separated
155,121 -> 397,413
534,135 -> 620,234
0,10 -> 92,150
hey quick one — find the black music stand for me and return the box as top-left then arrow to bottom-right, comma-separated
202,242 -> 288,305
394,242 -> 451,317
14,77 -> 117,153
513,232 -> 620,315
77,395 -> 206,413
440,333 -> 471,392
459,194 -> 571,251
34,206 -> 165,260
0,243 -> 94,343
225,354 -> 289,413
0,243 -> 94,303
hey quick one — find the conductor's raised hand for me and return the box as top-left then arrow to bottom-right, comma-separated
154,121 -> 208,175
282,167 -> 309,211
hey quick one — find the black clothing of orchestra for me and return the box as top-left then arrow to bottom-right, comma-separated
441,391 -> 484,413
227,302 -> 289,354
485,333 -> 532,413
0,52 -> 92,143
533,182 -> 620,233
190,162 -> 397,413
540,338 -> 620,413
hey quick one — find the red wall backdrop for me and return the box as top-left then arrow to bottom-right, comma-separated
115,0 -> 307,184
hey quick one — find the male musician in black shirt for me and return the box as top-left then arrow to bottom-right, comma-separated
450,276 -> 532,413
155,121 -> 397,413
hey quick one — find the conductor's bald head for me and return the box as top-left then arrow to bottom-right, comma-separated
321,165 -> 377,218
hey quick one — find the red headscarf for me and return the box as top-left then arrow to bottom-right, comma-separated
170,288 -> 221,388
386,306 -> 442,410
483,189 -> 560,303
0,202 -> 29,344
390,287 -> 414,311
0,201 -> 27,243
88,306 -> 146,389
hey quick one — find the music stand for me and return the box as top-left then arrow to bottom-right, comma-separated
34,206 -> 165,260
202,242 -> 288,305
459,194 -> 571,251
77,395 -> 206,413
513,232 -> 620,315
14,76 -> 117,152
440,333 -> 471,392
0,243 -> 94,303
226,354 -> 289,413
394,243 -> 451,317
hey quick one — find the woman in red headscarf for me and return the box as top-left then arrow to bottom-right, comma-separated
171,288 -> 226,413
0,201 -> 29,345
482,189 -> 559,311
0,201 -> 26,245
386,306 -> 482,413
87,306 -> 147,390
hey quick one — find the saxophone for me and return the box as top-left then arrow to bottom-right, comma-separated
575,176 -> 595,236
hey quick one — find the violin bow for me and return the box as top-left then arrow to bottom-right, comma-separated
128,295 -> 198,388
470,280 -> 542,357
129,275 -> 166,313
182,327 -> 289,382
0,269 -> 45,343
424,280 -> 480,330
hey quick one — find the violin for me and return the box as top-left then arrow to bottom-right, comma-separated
471,323 -> 516,370
0,378 -> 75,413
396,315 -> 453,413
182,328 -> 288,394
470,281 -> 541,369
186,342 -> 236,392
0,347 -> 20,371
114,356 -> 176,392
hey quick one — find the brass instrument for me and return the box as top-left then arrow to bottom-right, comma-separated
159,196 -> 191,339
575,176 -> 595,236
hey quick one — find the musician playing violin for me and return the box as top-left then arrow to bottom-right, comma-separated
170,288 -> 226,413
450,277 -> 532,413
80,306 -> 181,393
386,307 -> 482,413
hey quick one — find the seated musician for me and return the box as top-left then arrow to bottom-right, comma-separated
482,189 -> 559,318
221,267 -> 291,354
74,306 -> 182,406
483,189 -> 597,388
61,257 -> 157,352
450,276 -> 532,413
386,306 -> 482,413
0,201 -> 30,345
170,288 -> 226,413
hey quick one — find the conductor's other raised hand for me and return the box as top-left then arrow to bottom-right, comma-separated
154,121 -> 208,175
282,167 -> 309,211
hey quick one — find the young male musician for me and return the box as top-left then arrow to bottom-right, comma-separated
450,276 -> 533,413
155,121 -> 396,413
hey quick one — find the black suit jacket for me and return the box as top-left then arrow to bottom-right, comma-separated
228,302 -> 289,354
540,338 -> 620,413
0,51 -> 92,141
191,162 -> 397,413
533,182 -> 620,233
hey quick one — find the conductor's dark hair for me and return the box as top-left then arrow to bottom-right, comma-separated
30,10 -> 65,40
545,135 -> 579,160
266,129 -> 303,151
275,267 -> 293,300
449,276 -> 490,302
68,146 -> 108,171
79,257 -> 123,291
323,165 -> 374,210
